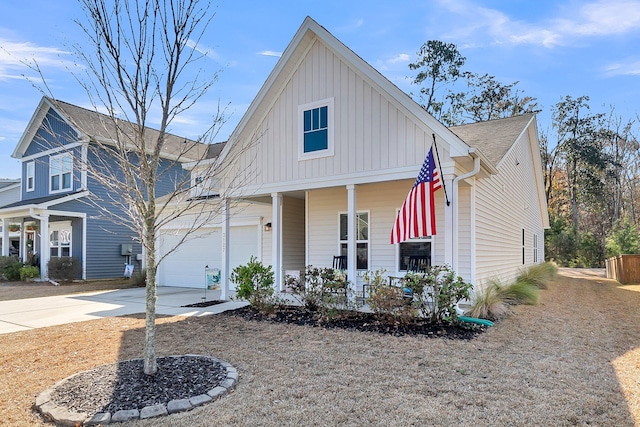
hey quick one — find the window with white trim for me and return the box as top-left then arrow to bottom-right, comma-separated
298,98 -> 334,160
26,161 -> 35,192
50,222 -> 72,258
50,153 -> 73,192
339,212 -> 369,270
397,237 -> 433,272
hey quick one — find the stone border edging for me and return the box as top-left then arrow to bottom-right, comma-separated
35,355 -> 238,426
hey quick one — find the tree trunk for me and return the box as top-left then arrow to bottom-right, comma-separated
143,210 -> 158,375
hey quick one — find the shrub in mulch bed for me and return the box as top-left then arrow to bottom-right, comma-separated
221,305 -> 486,340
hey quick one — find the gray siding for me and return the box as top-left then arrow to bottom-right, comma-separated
23,145 -> 83,200
24,109 -> 78,156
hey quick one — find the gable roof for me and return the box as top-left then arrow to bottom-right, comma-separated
217,16 -> 476,168
13,97 -> 211,162
449,114 -> 535,166
0,179 -> 20,191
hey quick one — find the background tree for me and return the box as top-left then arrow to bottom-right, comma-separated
408,40 -> 466,123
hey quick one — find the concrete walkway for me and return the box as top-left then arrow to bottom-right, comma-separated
0,287 -> 247,335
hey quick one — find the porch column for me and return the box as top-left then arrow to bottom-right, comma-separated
443,174 -> 454,267
39,214 -> 50,279
346,184 -> 357,291
220,198 -> 230,300
1,218 -> 8,256
271,192 -> 283,291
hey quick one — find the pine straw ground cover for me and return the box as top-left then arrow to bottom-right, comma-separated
0,269 -> 639,426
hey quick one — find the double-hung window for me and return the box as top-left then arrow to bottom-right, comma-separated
50,153 -> 73,192
299,98 -> 334,160
339,212 -> 369,270
26,161 -> 35,192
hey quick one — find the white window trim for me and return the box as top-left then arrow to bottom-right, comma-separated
338,210 -> 370,270
26,161 -> 35,192
395,236 -> 434,275
49,152 -> 73,194
50,221 -> 72,258
298,98 -> 334,161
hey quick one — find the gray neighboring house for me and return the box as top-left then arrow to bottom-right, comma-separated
0,179 -> 21,255
0,97 -> 205,280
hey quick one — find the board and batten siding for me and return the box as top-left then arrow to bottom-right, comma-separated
306,181 -> 446,276
282,196 -> 305,272
474,133 -> 545,289
230,38 -> 442,190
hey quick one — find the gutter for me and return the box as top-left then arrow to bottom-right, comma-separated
451,149 -> 481,273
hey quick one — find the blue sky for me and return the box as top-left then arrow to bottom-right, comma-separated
1,0 -> 639,179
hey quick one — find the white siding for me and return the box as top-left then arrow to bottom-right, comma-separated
457,183 -> 473,281
475,133 -> 546,289
306,181 -> 446,275
229,39 -> 441,190
0,185 -> 19,207
282,196 -> 305,271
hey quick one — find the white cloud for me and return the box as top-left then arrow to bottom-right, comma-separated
0,38 -> 72,80
436,0 -> 640,48
389,53 -> 410,64
259,50 -> 282,57
603,58 -> 640,76
186,39 -> 220,61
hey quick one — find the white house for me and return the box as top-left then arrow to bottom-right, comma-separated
156,17 -> 549,297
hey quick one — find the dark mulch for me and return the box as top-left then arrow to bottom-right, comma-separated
49,355 -> 227,414
221,305 -> 486,339
181,300 -> 227,308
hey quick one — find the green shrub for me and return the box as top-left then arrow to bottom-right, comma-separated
19,265 -> 40,281
516,261 -> 558,289
47,257 -> 82,281
0,256 -> 22,281
286,266 -> 356,319
231,256 -> 279,313
403,265 -> 472,324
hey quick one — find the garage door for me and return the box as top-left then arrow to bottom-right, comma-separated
158,228 -> 221,288
158,225 -> 260,288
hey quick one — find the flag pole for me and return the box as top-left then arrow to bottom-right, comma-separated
432,133 -> 450,206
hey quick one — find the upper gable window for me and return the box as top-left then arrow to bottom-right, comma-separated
26,162 -> 35,192
298,98 -> 334,160
50,153 -> 73,193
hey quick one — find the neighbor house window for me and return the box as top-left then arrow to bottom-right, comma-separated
26,161 -> 35,192
298,98 -> 334,160
533,233 -> 538,263
50,153 -> 73,192
339,211 -> 369,270
50,222 -> 72,257
522,229 -> 525,264
398,237 -> 432,272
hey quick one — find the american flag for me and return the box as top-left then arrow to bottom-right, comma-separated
390,147 -> 442,244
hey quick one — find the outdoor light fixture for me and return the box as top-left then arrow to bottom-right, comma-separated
264,222 -> 272,231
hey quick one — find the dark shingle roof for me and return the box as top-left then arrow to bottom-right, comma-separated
449,114 -> 534,166
0,192 -> 86,210
49,98 -> 221,161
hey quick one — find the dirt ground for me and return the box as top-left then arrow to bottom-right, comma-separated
0,268 -> 639,426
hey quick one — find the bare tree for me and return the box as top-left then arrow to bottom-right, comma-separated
54,0 -> 245,375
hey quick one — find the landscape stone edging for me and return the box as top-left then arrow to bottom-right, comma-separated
34,355 -> 238,426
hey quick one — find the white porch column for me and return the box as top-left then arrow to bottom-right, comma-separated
271,192 -> 283,291
443,174 -> 454,267
346,184 -> 357,291
1,218 -> 8,256
220,198 -> 230,300
39,215 -> 50,279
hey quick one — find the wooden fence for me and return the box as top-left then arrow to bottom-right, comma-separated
606,254 -> 640,284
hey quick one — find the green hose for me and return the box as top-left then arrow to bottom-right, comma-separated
458,316 -> 494,327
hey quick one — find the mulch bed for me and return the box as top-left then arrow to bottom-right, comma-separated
221,305 -> 486,339
48,355 -> 227,415
181,300 -> 227,308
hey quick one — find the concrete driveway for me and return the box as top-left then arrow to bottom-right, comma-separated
0,287 -> 247,335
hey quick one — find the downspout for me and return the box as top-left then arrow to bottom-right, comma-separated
451,149 -> 481,273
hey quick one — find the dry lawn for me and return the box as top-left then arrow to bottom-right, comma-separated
0,279 -> 142,301
1,269 -> 639,426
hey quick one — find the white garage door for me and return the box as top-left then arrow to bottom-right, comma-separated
158,228 -> 221,288
158,225 -> 260,288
